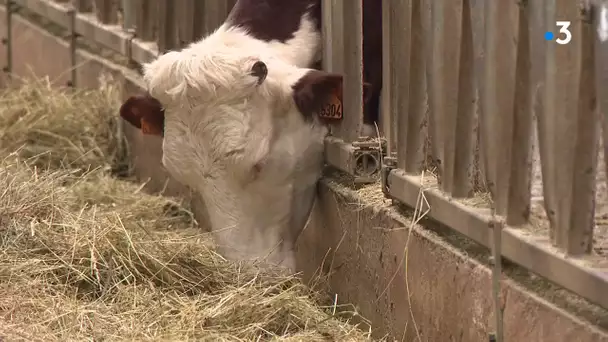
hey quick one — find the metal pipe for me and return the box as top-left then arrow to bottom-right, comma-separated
3,0 -> 15,79
67,4 -> 77,88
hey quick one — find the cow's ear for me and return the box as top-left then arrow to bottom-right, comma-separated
292,70 -> 343,121
119,94 -> 165,136
292,70 -> 375,122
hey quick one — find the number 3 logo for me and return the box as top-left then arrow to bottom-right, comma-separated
555,21 -> 572,45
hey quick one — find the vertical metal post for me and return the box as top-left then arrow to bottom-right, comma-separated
118,28 -> 138,165
126,28 -> 138,69
67,4 -> 77,88
121,0 -> 135,30
381,0 -> 392,156
2,0 -> 17,79
489,218 -> 504,342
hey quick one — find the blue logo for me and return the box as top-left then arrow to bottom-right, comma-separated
544,31 -> 554,41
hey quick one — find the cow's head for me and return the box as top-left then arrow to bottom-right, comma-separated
119,38 -> 368,272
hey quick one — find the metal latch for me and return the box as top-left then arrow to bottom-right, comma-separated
352,137 -> 386,184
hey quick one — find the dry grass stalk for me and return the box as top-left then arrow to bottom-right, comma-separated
0,77 -> 124,172
0,79 -> 374,341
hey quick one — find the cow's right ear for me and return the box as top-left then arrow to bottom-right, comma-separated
119,94 -> 165,136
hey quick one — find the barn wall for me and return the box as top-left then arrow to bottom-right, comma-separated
2,7 -> 607,342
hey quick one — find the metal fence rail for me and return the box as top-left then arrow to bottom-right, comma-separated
379,0 -> 608,313
4,0 -> 608,319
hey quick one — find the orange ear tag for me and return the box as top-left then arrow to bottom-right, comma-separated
318,93 -> 343,120
140,118 -> 163,136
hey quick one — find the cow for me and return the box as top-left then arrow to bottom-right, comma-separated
119,0 -> 382,272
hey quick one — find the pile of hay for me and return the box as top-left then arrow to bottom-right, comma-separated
0,78 -> 124,172
0,79 -> 373,341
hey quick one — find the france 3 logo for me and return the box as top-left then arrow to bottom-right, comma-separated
544,6 -> 608,45
544,21 -> 572,45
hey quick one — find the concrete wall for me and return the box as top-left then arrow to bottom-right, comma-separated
3,7 -> 608,341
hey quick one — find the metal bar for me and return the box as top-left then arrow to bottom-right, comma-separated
125,24 -> 137,68
134,0 -> 156,41
324,137 -> 382,184
426,0 -> 446,185
567,6 -> 598,255
506,2 -> 533,226
156,0 -> 176,53
452,0 -> 475,198
549,0 -> 586,250
93,0 -> 116,24
325,0 -> 345,138
2,0 -> 15,79
321,0 -> 381,181
541,0 -> 559,243
203,0 -> 230,35
14,0 -> 71,27
67,3 -> 77,88
468,0 -> 488,194
590,0 -> 608,259
490,218 -> 504,342
72,0 -> 92,12
120,0 -> 134,30
384,170 -> 608,310
404,0 -> 428,176
131,39 -> 157,63
175,0 -> 194,47
380,0 -> 392,155
75,11 -> 130,55
336,0 -> 363,142
489,1 -> 519,216
11,0 -> 156,63
435,0 -> 463,195
480,0 -> 500,206
391,0 -> 411,173
321,0 -> 334,72
325,137 -> 357,175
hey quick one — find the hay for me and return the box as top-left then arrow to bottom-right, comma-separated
0,77 -> 124,172
0,80 -> 374,341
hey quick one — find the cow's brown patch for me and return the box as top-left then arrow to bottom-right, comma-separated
226,0 -> 321,43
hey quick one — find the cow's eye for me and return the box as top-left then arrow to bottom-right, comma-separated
251,61 -> 267,85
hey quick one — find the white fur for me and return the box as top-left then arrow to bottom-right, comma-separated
143,15 -> 325,272
599,4 -> 608,42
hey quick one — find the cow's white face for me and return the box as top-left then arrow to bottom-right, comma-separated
121,29 -> 344,272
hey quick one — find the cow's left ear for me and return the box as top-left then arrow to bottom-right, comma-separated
119,93 -> 165,136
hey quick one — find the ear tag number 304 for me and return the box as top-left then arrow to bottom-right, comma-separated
319,94 -> 343,120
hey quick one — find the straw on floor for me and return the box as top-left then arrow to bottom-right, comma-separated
0,78 -> 373,341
